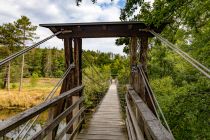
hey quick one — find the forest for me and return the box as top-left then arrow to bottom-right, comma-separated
0,0 -> 210,139
116,0 -> 210,139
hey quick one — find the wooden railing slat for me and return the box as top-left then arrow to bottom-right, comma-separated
127,85 -> 173,140
126,107 -> 137,140
55,107 -> 85,140
126,95 -> 145,140
0,85 -> 84,136
69,117 -> 85,140
31,97 -> 84,140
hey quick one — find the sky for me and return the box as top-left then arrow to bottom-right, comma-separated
0,0 -> 127,54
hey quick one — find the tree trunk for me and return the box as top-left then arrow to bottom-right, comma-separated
3,64 -> 8,89
3,62 -> 10,93
19,54 -> 24,91
19,31 -> 25,92
7,62 -> 10,93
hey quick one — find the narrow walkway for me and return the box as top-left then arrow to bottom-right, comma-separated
76,82 -> 127,140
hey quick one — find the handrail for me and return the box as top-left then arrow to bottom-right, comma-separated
0,31 -> 62,67
0,85 -> 84,136
31,97 -> 84,140
126,94 -> 144,140
15,64 -> 75,140
55,107 -> 86,140
126,85 -> 174,140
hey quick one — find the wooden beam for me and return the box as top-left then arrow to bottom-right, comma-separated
129,37 -> 137,86
140,35 -> 156,115
40,21 -> 164,38
127,86 -> 173,140
52,38 -> 74,137
31,97 -> 84,140
126,95 -> 145,140
0,85 -> 84,136
65,38 -> 82,139
55,107 -> 86,140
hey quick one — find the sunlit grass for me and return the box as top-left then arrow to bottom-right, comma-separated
0,78 -> 60,109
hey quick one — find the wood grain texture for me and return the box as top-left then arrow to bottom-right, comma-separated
76,83 -> 128,140
0,85 -> 83,136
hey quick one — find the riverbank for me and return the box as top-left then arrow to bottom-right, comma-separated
0,78 -> 60,110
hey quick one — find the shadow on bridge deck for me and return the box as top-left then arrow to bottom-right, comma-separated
76,83 -> 128,140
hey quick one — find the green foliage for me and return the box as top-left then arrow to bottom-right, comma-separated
149,43 -> 210,139
167,92 -> 210,140
83,66 -> 110,109
14,15 -> 38,46
30,72 -> 39,87
117,1 -> 210,138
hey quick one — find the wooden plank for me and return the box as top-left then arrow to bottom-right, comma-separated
76,134 -> 127,140
81,129 -> 125,133
80,131 -> 124,136
127,86 -> 174,140
76,83 -> 127,140
126,95 -> 145,140
126,119 -> 132,140
55,107 -> 85,140
69,117 -> 85,140
31,97 -> 84,140
0,85 -> 84,136
126,107 -> 137,140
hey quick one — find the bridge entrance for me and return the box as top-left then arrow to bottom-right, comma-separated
0,21 -> 174,140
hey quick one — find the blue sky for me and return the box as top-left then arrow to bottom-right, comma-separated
0,0 -> 127,54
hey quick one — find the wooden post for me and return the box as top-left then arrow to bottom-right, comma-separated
140,35 -> 156,116
129,37 -> 137,87
52,38 -> 74,139
71,38 -> 82,138
66,38 -> 74,138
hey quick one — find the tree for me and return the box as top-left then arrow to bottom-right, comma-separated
14,16 -> 37,92
118,0 -> 210,139
0,23 -> 20,91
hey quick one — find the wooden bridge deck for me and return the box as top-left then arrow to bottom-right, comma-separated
76,82 -> 127,140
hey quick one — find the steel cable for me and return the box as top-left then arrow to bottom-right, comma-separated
150,30 -> 210,79
0,31 -> 62,67
82,53 -> 104,79
15,64 -> 75,140
138,66 -> 174,138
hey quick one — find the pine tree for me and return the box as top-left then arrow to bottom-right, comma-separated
0,23 -> 20,91
14,16 -> 37,92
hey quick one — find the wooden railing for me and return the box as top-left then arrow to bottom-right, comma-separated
126,85 -> 173,140
0,85 -> 85,140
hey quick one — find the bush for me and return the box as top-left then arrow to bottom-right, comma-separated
30,72 -> 39,87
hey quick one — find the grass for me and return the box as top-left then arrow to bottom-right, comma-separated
0,78 -> 60,109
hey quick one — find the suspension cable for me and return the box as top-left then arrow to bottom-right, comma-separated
83,70 -> 104,88
83,53 -> 104,79
136,66 -> 160,121
150,30 -> 210,79
15,64 -> 75,140
0,31 -> 62,67
138,66 -> 174,138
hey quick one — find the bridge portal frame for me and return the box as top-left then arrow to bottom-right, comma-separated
41,21 -> 165,139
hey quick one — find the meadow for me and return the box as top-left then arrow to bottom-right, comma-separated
0,78 -> 60,110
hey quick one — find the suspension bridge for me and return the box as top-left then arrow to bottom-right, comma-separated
0,21 -> 209,140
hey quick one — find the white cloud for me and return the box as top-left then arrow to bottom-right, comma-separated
0,0 -> 125,54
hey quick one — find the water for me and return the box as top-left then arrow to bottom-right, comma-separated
0,109 -> 67,140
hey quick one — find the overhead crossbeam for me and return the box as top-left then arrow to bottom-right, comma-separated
40,21 -> 164,38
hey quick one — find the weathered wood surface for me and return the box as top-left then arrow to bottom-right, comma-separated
0,85 -> 83,136
40,21 -> 165,38
127,85 -> 174,140
31,97 -> 84,140
76,82 -> 128,140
